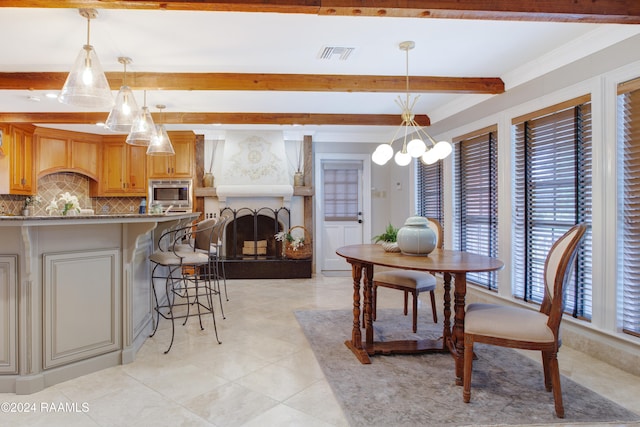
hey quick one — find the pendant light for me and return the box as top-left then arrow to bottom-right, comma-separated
58,9 -> 113,109
105,57 -> 140,132
371,41 -> 452,166
126,90 -> 156,146
147,105 -> 175,156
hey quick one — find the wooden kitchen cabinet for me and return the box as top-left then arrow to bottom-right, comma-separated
0,124 -> 36,195
94,136 -> 147,196
147,131 -> 195,179
35,128 -> 101,180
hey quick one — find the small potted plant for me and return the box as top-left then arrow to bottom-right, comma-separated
373,223 -> 400,252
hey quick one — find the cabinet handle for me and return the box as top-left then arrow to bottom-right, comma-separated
21,178 -> 26,186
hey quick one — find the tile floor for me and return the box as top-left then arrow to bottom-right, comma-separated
1,274 -> 640,426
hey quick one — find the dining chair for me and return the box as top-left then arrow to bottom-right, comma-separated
372,217 -> 443,333
462,223 -> 587,418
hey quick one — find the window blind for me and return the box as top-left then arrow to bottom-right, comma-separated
513,98 -> 592,319
619,78 -> 640,338
416,161 -> 444,227
323,164 -> 360,221
455,129 -> 498,290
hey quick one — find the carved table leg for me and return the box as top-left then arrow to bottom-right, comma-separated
452,272 -> 467,385
345,262 -> 371,364
363,263 -> 374,345
442,272 -> 452,350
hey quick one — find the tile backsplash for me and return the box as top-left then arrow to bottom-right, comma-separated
0,172 -> 146,216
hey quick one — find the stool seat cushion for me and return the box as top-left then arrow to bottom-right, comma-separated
149,250 -> 210,266
373,270 -> 436,291
465,303 -> 554,343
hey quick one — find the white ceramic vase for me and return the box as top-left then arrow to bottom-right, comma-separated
397,216 -> 436,256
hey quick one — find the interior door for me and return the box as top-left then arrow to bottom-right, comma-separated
318,158 -> 368,271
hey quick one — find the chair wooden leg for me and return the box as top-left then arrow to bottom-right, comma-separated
547,351 -> 565,418
542,350 -> 552,392
463,334 -> 474,403
412,290 -> 418,333
429,290 -> 438,323
403,290 -> 409,316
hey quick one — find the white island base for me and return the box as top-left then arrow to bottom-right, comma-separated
0,213 -> 198,394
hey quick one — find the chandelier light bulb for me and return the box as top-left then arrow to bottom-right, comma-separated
433,140 -> 453,159
372,149 -> 387,165
407,138 -> 426,157
421,149 -> 439,165
395,150 -> 412,166
82,53 -> 93,85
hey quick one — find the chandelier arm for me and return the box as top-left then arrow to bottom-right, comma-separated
411,120 -> 438,147
388,121 -> 405,146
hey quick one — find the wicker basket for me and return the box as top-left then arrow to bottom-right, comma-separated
284,226 -> 312,259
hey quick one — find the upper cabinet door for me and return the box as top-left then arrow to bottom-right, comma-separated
147,131 -> 195,179
9,125 -> 35,195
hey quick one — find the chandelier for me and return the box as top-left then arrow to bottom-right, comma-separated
372,41 -> 452,166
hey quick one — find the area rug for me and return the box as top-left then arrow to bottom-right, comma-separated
295,309 -> 640,427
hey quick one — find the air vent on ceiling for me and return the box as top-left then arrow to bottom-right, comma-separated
318,46 -> 355,61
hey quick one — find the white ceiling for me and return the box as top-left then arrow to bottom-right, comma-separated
1,7 -> 638,142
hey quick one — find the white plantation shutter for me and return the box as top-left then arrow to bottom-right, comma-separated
513,96 -> 592,319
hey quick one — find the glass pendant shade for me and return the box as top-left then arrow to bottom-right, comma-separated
147,125 -> 175,156
105,85 -> 140,132
421,148 -> 439,165
58,45 -> 113,108
394,150 -> 412,166
433,140 -> 453,159
126,106 -> 156,146
407,138 -> 426,157
372,143 -> 394,165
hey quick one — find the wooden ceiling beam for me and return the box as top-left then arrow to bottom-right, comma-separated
0,72 -> 504,94
1,1 -> 638,24
0,112 -> 430,127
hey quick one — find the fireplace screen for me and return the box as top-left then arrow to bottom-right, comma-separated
221,207 -> 290,260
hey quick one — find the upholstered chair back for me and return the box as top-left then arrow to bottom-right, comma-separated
426,218 -> 444,249
542,224 -> 587,335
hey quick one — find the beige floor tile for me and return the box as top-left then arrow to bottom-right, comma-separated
1,274 -> 638,427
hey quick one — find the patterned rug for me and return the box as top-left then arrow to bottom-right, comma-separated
295,309 -> 640,427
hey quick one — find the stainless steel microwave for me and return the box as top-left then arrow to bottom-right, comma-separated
148,179 -> 193,213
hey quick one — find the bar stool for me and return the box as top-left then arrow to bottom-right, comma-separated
149,221 -> 221,353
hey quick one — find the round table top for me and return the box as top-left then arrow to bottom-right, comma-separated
336,244 -> 504,273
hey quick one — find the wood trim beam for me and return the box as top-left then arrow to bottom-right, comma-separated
0,72 -> 504,94
0,112 -> 430,127
1,1 -> 638,24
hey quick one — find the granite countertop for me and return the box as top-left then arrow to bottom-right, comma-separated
0,212 -> 199,223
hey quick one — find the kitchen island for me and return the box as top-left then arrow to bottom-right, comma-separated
0,212 -> 199,394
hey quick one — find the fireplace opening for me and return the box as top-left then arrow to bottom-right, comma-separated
222,207 -> 290,260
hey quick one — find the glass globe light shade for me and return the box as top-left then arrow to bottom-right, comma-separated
394,150 -> 412,166
421,149 -> 439,165
406,138 -> 426,157
376,144 -> 394,162
372,149 -> 389,165
433,140 -> 453,159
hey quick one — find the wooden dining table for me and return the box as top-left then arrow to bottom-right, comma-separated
336,244 -> 504,385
